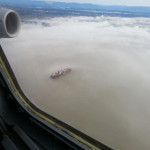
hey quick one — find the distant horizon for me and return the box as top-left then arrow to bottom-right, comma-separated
1,0 -> 150,7
33,0 -> 150,7
1,0 -> 150,18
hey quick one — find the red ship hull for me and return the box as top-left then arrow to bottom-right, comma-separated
51,68 -> 72,79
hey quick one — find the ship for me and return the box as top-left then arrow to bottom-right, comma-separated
51,68 -> 72,78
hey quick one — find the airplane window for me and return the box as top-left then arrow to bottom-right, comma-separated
1,0 -> 150,150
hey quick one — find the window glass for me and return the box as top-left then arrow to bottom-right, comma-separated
1,1 -> 150,150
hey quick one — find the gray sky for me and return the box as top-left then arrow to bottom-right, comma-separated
38,0 -> 150,6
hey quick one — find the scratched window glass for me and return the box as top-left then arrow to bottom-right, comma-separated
1,0 -> 150,150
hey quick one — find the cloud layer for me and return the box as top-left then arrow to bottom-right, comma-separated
2,16 -> 150,150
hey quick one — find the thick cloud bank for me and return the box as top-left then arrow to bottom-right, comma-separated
2,16 -> 150,150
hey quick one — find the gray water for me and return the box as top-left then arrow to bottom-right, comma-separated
2,16 -> 150,150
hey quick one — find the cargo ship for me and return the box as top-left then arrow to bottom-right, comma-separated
51,68 -> 72,79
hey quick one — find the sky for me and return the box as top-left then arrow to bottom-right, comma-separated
35,0 -> 150,6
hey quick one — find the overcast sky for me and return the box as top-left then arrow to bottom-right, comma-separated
39,0 -> 150,6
